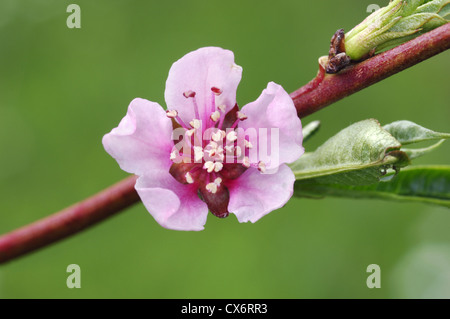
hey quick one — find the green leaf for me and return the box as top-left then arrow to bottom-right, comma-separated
289,119 -> 409,185
294,166 -> 450,208
403,139 -> 446,160
383,120 -> 450,145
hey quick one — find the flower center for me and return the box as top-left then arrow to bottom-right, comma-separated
166,87 -> 263,218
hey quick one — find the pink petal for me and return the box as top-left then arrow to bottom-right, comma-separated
135,171 -> 208,231
164,47 -> 242,124
102,98 -> 174,175
226,164 -> 295,223
240,82 -> 304,171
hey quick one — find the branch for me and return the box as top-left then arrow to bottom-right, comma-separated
0,176 -> 139,264
291,23 -> 450,118
0,23 -> 449,264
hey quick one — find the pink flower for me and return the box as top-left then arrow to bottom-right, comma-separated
103,47 -> 304,231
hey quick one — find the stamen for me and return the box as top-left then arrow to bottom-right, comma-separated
211,87 -> 222,96
245,140 -> 253,149
186,129 -> 196,137
205,182 -> 218,194
185,172 -> 194,184
210,111 -> 221,122
170,149 -> 179,161
189,119 -> 201,129
203,160 -> 224,173
211,130 -> 225,142
183,90 -> 196,98
226,131 -> 238,142
184,90 -> 201,122
231,111 -> 248,129
214,162 -> 223,172
203,161 -> 215,173
166,110 -> 178,118
217,105 -> 227,129
194,146 -> 204,162
257,161 -> 266,173
205,177 -> 223,194
242,156 -> 251,168
237,111 -> 248,121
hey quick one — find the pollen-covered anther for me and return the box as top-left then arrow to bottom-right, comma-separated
257,161 -> 266,173
203,161 -> 223,173
203,161 -> 215,173
245,140 -> 253,149
211,87 -> 222,96
242,156 -> 251,168
186,129 -> 195,137
205,177 -> 223,194
214,162 -> 223,172
194,146 -> 204,162
210,111 -> 221,122
189,119 -> 201,129
185,172 -> 194,184
217,105 -> 226,112
226,131 -> 237,142
236,111 -> 248,121
166,110 -> 178,118
211,130 -> 225,142
170,149 -> 179,161
183,90 -> 196,98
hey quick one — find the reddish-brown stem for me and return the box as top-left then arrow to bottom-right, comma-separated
0,23 -> 449,264
291,23 -> 450,118
0,176 -> 140,264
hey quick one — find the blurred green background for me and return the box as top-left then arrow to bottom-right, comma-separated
0,0 -> 449,299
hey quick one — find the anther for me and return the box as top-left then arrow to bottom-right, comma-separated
236,111 -> 248,121
212,130 -> 225,142
183,90 -> 196,98
189,119 -> 201,129
242,156 -> 251,168
210,111 -> 221,122
257,161 -> 266,173
214,162 -> 223,172
211,87 -> 222,96
186,129 -> 195,137
166,110 -> 178,118
194,146 -> 204,162
185,172 -> 194,184
226,131 -> 238,142
170,149 -> 179,161
203,161 -> 215,173
205,177 -> 223,194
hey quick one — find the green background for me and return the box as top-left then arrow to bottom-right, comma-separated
0,0 -> 449,298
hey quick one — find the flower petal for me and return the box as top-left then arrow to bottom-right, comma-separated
165,47 -> 242,124
135,171 -> 208,231
239,82 -> 304,171
226,164 -> 295,223
102,98 -> 174,175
